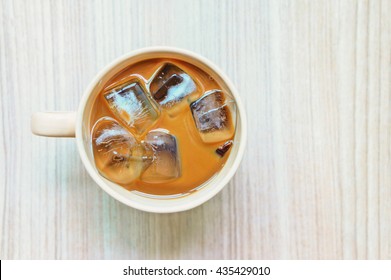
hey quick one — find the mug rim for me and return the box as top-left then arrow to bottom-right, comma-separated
75,46 -> 247,213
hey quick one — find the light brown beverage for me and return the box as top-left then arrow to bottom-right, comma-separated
89,58 -> 236,196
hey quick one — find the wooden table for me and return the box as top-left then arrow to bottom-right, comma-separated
1,0 -> 390,259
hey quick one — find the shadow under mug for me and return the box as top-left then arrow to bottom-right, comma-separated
31,47 -> 247,213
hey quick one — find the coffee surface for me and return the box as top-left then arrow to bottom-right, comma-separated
89,58 -> 235,196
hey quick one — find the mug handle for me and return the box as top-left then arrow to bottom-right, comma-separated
31,112 -> 77,137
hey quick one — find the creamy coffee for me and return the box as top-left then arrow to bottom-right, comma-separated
89,58 -> 236,196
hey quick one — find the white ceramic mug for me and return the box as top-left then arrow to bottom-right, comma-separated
31,47 -> 247,213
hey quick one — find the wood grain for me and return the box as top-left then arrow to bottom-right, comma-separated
0,0 -> 391,259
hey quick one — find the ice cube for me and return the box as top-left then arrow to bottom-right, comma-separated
190,90 -> 236,143
215,140 -> 233,157
141,129 -> 181,183
149,63 -> 198,115
103,79 -> 160,136
91,117 -> 152,185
